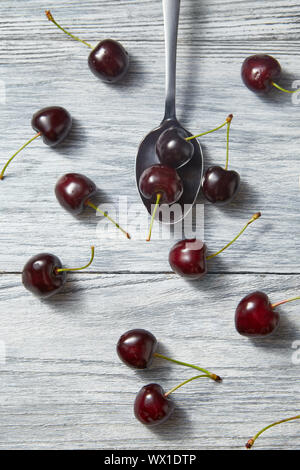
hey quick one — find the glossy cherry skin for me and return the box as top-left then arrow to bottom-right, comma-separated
156,128 -> 194,169
241,54 -> 281,93
22,253 -> 66,298
202,166 -> 240,205
139,165 -> 183,204
117,329 -> 157,369
55,173 -> 97,216
31,106 -> 72,146
235,291 -> 280,337
134,383 -> 175,426
88,39 -> 129,83
169,239 -> 207,279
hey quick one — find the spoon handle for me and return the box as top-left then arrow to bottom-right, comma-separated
163,0 -> 180,120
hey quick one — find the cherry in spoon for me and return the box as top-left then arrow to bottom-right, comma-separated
22,246 -> 95,298
136,0 -> 203,223
0,106 -> 72,180
169,212 -> 261,279
235,291 -> 300,337
117,328 -> 221,381
134,373 -> 215,426
241,54 -> 300,94
46,10 -> 129,83
55,173 -> 131,239
138,164 -> 183,241
156,114 -> 233,171
201,114 -> 240,205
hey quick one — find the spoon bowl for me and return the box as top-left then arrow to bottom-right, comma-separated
136,119 -> 203,223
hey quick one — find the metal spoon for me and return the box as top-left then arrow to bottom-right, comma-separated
136,0 -> 203,224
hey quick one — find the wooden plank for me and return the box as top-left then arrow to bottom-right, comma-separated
0,273 -> 299,450
0,36 -> 299,272
0,0 -> 300,42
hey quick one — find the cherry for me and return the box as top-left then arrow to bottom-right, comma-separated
0,106 -> 72,180
169,239 -> 207,279
246,414 -> 300,449
235,291 -> 300,337
22,246 -> 95,298
117,329 -> 157,369
117,328 -> 221,380
201,114 -> 240,205
88,39 -> 129,83
134,374 -> 215,426
55,173 -> 130,239
32,106 -> 72,146
156,128 -> 194,169
202,166 -> 240,205
139,164 -> 183,241
241,54 -> 300,94
156,114 -> 236,171
169,212 -> 261,279
46,11 -> 129,84
134,384 -> 175,426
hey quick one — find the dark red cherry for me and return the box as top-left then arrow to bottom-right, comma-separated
139,164 -> 183,204
134,383 -> 175,426
0,106 -> 72,180
88,39 -> 129,83
46,11 -> 129,84
235,291 -> 280,337
22,247 -> 95,299
241,54 -> 281,93
169,239 -> 207,279
31,106 -> 72,147
117,329 -> 157,369
55,173 -> 97,216
22,253 -> 66,298
156,128 -> 194,169
55,173 -> 131,238
202,166 -> 240,205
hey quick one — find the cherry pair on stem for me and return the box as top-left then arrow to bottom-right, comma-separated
117,329 -> 221,426
157,115 -> 239,207
140,114 -> 239,241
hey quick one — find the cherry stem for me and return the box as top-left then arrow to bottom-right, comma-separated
246,414 -> 300,449
0,132 -> 41,180
164,375 -> 209,397
206,212 -> 261,261
45,10 -> 93,49
271,296 -> 300,309
185,114 -> 233,142
56,246 -> 95,273
153,353 -> 221,381
146,193 -> 162,242
224,115 -> 233,171
271,81 -> 300,94
85,200 -> 131,239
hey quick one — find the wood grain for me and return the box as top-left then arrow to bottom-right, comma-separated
0,0 -> 299,451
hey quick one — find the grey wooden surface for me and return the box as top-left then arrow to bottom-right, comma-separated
0,0 -> 299,450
